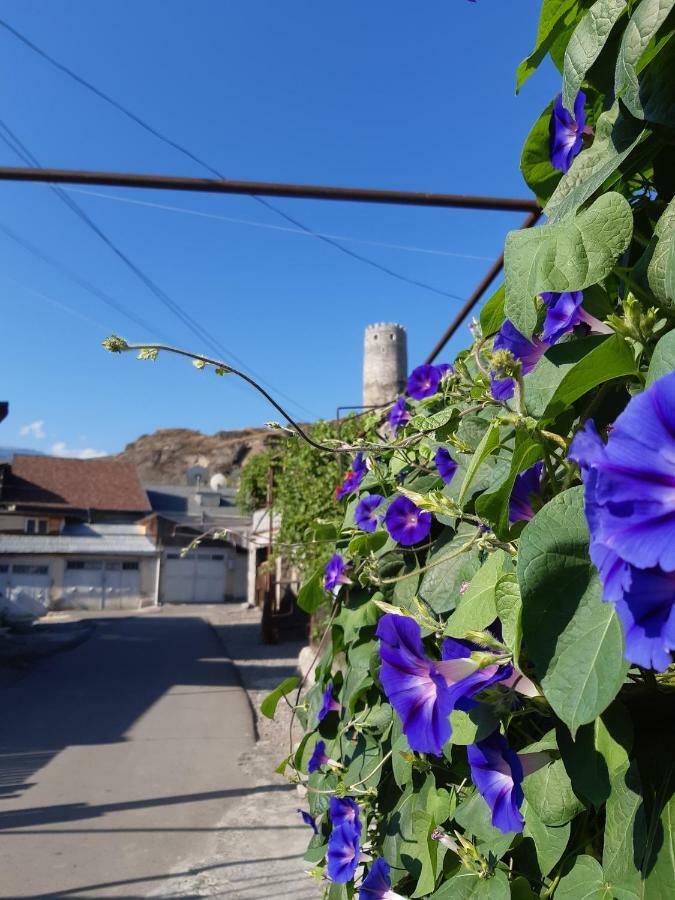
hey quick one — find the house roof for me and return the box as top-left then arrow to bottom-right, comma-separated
1,455 -> 150,513
0,523 -> 157,556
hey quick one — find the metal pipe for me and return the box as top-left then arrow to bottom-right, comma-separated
425,209 -> 542,363
0,165 -> 541,213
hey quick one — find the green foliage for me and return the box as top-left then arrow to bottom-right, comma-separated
256,4 -> 675,896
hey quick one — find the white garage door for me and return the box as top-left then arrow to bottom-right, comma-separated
161,551 -> 226,604
63,560 -> 140,610
0,562 -> 50,616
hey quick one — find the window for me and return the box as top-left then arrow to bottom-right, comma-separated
211,554 -> 225,561
0,564 -> 8,574
25,518 -> 48,535
66,560 -> 103,571
122,561 -> 139,571
12,564 -> 48,575
105,562 -> 122,571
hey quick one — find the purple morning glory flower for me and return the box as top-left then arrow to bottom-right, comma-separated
613,566 -> 675,671
384,496 -> 432,546
327,823 -> 361,882
325,554 -> 351,592
355,494 -> 385,533
550,91 -> 587,173
360,857 -> 406,900
318,682 -> 340,721
308,740 -> 330,773
335,452 -> 368,499
509,462 -> 544,525
407,364 -> 440,400
388,397 -> 410,434
376,614 -> 511,756
327,797 -> 362,883
491,320 -> 549,401
435,447 -> 458,485
297,808 -> 318,834
467,732 -> 525,834
541,291 -> 585,344
436,362 -> 455,380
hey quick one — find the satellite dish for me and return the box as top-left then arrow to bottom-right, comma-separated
210,473 -> 227,491
186,465 -> 209,486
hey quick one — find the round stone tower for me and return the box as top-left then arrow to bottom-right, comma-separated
363,322 -> 408,407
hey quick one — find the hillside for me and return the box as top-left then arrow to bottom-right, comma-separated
115,427 -> 278,485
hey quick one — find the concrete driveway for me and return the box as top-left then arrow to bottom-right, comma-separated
0,607 -> 313,899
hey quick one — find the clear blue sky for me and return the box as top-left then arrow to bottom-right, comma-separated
0,1 -> 558,457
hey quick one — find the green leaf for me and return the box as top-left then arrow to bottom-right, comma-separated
603,758 -> 647,894
345,732 -> 383,791
643,761 -> 675,899
475,433 -> 543,540
260,676 -> 299,719
538,333 -> 637,420
457,423 -> 500,507
563,0 -> 628,112
509,877 -> 538,900
454,790 -> 518,844
409,406 -> 459,433
428,869 -> 510,900
419,529 -> 481,614
615,0 -> 675,119
335,594 -> 379,644
545,103 -> 645,224
347,529 -> 388,557
297,567 -> 325,614
495,573 -> 523,666
518,488 -> 628,735
448,705 -> 499,746
522,799 -> 571,875
516,0 -> 583,91
648,330 -> 675,387
556,855 -> 613,899
504,192 -> 633,337
521,100 -> 563,205
637,196 -> 675,310
523,758 -> 586,826
479,284 -> 505,336
444,549 -> 508,637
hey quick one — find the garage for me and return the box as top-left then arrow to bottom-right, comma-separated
161,549 -> 226,604
0,561 -> 51,617
62,559 -> 141,610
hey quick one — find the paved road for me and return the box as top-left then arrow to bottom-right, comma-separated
0,608 -> 263,898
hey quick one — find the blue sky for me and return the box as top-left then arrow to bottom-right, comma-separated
0,1 -> 559,457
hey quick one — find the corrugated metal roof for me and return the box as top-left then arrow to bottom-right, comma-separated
0,523 -> 157,556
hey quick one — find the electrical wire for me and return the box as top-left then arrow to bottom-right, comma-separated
0,118 -> 320,419
61,186 -> 493,261
0,16 -> 466,303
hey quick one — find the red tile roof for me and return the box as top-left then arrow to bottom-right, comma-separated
2,455 -> 150,512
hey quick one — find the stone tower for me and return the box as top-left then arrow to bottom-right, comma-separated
363,323 -> 407,407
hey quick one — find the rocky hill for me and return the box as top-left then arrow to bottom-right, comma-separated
115,427 -> 277,485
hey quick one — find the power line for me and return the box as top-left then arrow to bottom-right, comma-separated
61,186 -> 494,261
0,16 -> 471,302
0,118 -> 320,419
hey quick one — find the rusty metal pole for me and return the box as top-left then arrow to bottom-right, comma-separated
0,166 -> 540,214
425,209 -> 542,362
261,466 -> 276,644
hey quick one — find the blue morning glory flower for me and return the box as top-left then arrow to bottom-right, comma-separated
436,362 -> 455,380
318,682 -> 340,722
359,857 -> 406,899
388,397 -> 410,434
509,462 -> 544,525
327,797 -> 362,883
355,494 -> 385,533
467,732 -> 525,834
569,373 -> 675,669
308,740 -> 330,773
325,554 -> 351,592
384,496 -> 432,545
541,291 -> 585,344
376,614 -> 512,756
407,364 -> 440,400
336,453 -> 368,499
435,447 -> 458,485
297,808 -> 318,834
491,320 -> 549,401
550,91 -> 587,173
